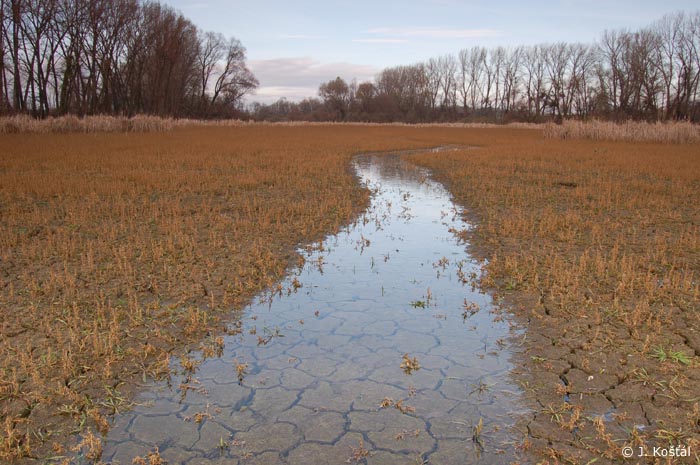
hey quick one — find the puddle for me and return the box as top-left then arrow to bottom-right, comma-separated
99,149 -> 525,464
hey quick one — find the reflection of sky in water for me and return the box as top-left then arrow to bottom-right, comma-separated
99,152 -> 524,465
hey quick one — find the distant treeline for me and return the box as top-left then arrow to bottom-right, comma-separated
252,11 -> 700,123
3,4 -> 699,123
0,0 -> 258,118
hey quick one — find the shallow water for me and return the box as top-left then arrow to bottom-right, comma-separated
100,150 -> 525,464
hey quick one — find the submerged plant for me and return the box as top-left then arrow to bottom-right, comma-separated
462,300 -> 480,320
347,439 -> 371,462
400,353 -> 421,375
472,417 -> 484,452
132,447 -> 166,465
234,361 -> 249,384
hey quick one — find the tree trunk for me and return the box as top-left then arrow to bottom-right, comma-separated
11,0 -> 23,110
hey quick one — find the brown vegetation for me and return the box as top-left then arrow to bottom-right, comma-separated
0,114 -> 181,133
2,124 -> 699,464
410,128 -> 700,463
0,124 -> 491,463
545,119 -> 700,143
0,114 -> 542,134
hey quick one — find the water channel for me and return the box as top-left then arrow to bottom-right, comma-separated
100,150 -> 525,464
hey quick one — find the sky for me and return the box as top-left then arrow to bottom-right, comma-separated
163,0 -> 699,104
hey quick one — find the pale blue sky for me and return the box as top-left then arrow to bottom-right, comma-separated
163,0 -> 699,103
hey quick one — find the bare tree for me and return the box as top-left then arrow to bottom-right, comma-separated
689,12 -> 700,119
675,13 -> 699,119
353,80 -> 376,118
566,43 -> 598,117
197,31 -> 223,107
435,54 -> 457,112
0,0 -> 10,111
4,2 -> 697,122
544,42 -> 571,117
480,47 -> 497,108
598,30 -> 631,116
522,45 -> 547,117
631,29 -> 662,117
501,46 -> 522,113
424,58 -> 441,110
653,13 -> 684,118
463,46 -> 486,112
210,37 -> 257,110
375,63 -> 431,121
10,0 -> 22,110
94,0 -> 138,113
319,76 -> 350,120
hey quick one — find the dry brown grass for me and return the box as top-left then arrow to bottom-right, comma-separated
0,114 -> 542,134
0,125 -> 490,463
3,124 -> 698,464
410,129 -> 700,464
545,119 -> 700,143
0,115 -> 178,133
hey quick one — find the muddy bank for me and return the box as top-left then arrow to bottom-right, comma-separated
95,150 -> 527,464
1,126 -> 533,463
409,132 -> 700,464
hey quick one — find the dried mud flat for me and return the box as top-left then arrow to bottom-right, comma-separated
0,126 -> 508,463
410,130 -> 700,464
100,151 -> 525,464
1,125 -> 699,465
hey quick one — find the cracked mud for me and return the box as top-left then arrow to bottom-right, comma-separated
97,152 -> 526,464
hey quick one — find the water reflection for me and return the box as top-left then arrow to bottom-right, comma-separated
101,150 -> 524,465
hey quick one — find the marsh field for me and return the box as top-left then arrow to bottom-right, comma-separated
1,124 -> 699,464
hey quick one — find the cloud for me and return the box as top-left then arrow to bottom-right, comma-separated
352,38 -> 408,44
248,86 -> 319,104
247,57 -> 379,103
365,27 -> 501,39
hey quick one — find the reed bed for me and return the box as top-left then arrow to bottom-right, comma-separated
544,119 -> 700,143
410,130 -> 700,464
0,114 -> 541,134
0,114 -> 174,133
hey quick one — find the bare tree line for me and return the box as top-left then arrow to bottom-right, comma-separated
3,4 -> 697,123
0,0 -> 258,118
253,11 -> 700,123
